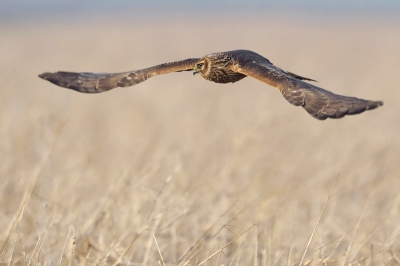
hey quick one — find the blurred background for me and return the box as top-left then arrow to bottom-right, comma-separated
2,0 -> 400,22
1,1 -> 399,265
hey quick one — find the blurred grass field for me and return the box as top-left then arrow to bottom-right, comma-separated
1,14 -> 400,265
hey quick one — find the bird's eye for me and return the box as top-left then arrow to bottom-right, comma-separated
197,63 -> 204,68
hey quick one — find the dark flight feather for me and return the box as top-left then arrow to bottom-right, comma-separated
236,59 -> 383,120
39,58 -> 199,93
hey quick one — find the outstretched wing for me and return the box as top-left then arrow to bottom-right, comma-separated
236,61 -> 383,120
39,58 -> 200,93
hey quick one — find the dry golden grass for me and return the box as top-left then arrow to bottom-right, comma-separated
0,14 -> 400,266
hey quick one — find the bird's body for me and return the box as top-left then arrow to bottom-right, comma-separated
39,49 -> 383,120
195,51 -> 248,83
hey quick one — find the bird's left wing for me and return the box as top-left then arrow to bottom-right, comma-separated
236,61 -> 383,120
39,58 -> 200,93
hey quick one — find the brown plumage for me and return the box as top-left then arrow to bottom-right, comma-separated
39,49 -> 383,120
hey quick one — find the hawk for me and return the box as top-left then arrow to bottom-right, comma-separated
39,49 -> 383,120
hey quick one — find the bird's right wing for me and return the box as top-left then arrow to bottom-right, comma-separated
236,61 -> 383,120
38,58 -> 200,93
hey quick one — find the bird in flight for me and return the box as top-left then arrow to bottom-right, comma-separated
39,49 -> 383,120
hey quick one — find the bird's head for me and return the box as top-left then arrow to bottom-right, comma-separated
193,58 -> 209,76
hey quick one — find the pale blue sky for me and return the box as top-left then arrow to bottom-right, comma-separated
1,0 -> 399,22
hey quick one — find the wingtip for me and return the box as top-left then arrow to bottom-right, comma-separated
367,100 -> 384,110
373,100 -> 384,107
38,72 -> 52,80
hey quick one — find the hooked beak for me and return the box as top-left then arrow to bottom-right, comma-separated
193,65 -> 200,76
